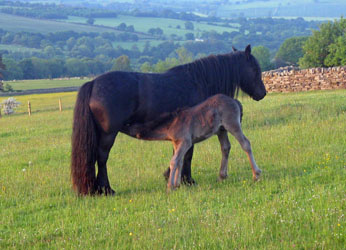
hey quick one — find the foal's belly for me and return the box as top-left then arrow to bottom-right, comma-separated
192,126 -> 220,144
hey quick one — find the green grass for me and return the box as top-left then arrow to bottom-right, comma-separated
0,90 -> 345,249
4,78 -> 90,91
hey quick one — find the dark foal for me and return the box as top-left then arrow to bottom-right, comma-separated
129,94 -> 262,191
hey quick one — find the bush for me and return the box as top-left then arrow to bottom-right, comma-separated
3,83 -> 13,92
0,97 -> 21,115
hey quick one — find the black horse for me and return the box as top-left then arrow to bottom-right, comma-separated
71,45 -> 266,195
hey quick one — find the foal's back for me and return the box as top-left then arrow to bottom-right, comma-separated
168,94 -> 243,143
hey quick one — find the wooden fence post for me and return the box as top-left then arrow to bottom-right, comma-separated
59,98 -> 62,112
28,101 -> 31,116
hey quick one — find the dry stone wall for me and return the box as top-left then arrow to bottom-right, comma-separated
262,66 -> 346,93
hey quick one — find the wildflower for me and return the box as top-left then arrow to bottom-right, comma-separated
129,199 -> 132,203
337,224 -> 341,227
113,208 -> 116,211
22,168 -> 26,172
304,169 -> 306,172
129,232 -> 133,236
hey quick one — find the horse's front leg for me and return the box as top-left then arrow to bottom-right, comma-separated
217,128 -> 231,181
163,145 -> 196,185
95,132 -> 117,195
167,140 -> 192,191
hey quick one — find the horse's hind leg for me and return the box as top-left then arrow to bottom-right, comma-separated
217,128 -> 231,181
226,125 -> 261,181
96,131 -> 117,195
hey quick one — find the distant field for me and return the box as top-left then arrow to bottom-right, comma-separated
4,78 -> 90,91
66,15 -> 239,38
217,0 -> 346,18
1,90 -> 345,249
0,13 -> 130,34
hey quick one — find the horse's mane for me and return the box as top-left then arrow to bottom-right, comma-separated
167,53 -> 241,98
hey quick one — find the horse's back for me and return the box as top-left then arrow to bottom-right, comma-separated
89,71 -> 142,133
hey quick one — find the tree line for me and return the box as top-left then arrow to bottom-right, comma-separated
0,13 -> 345,82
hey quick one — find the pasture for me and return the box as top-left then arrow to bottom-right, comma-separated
0,90 -> 345,249
66,15 -> 239,37
4,78 -> 90,91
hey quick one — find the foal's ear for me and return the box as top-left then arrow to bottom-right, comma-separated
245,44 -> 251,59
232,46 -> 238,52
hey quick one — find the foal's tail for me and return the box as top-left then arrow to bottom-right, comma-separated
71,81 -> 98,195
234,99 -> 243,123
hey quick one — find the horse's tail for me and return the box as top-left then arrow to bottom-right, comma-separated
234,99 -> 243,123
71,81 -> 98,195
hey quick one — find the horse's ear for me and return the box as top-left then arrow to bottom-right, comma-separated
245,44 -> 251,59
232,46 -> 238,52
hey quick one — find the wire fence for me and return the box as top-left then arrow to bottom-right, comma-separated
0,92 -> 77,117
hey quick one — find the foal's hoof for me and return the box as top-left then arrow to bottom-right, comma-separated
163,169 -> 197,186
218,174 -> 228,181
253,169 -> 262,182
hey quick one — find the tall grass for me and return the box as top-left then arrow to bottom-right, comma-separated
0,90 -> 345,249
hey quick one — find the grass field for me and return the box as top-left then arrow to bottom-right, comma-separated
0,90 -> 345,249
4,78 -> 90,91
0,13 -> 132,35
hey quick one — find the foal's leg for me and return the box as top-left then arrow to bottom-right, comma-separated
225,124 -> 261,181
96,131 -> 117,195
217,128 -> 231,181
233,131 -> 261,181
167,140 -> 192,191
163,146 -> 196,185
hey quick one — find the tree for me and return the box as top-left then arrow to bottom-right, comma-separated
140,62 -> 154,73
1,58 -> 23,80
111,55 -> 132,72
117,23 -> 127,31
126,25 -> 135,32
275,36 -> 308,66
0,54 -> 5,80
299,17 -> 346,68
325,34 -> 346,66
184,21 -> 194,30
175,47 -> 193,64
185,33 -> 195,40
18,58 -> 35,79
87,18 -> 95,25
252,46 -> 273,71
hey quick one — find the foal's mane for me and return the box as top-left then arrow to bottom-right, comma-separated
167,53 -> 242,98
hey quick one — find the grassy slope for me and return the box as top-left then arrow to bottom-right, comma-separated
66,15 -> 238,37
0,90 -> 345,249
4,78 -> 90,91
0,13 -> 143,35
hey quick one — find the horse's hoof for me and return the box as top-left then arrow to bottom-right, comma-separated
105,187 -> 116,196
95,185 -> 115,196
182,176 -> 197,186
